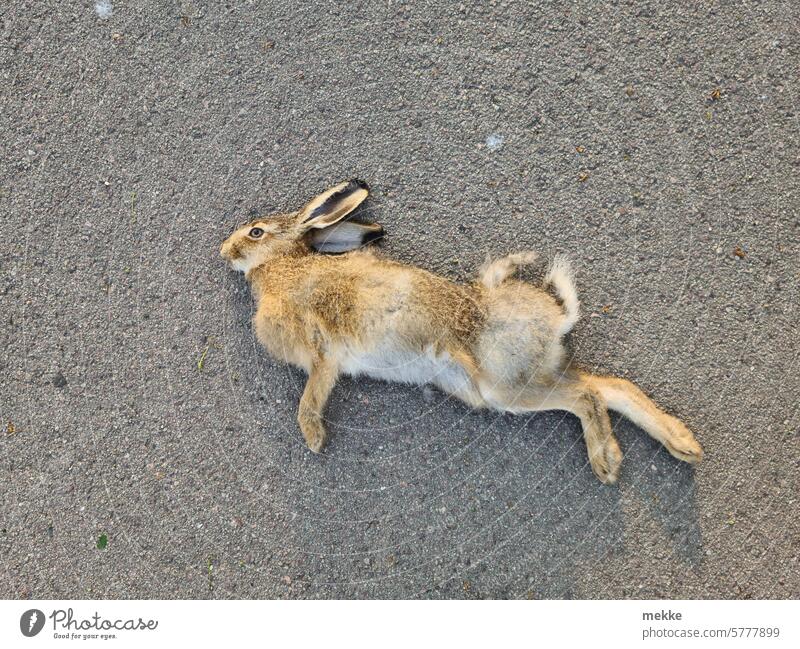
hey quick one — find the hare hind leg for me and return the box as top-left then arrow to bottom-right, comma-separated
579,373 -> 703,464
489,379 -> 623,484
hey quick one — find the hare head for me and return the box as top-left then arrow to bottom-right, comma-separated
220,179 -> 383,273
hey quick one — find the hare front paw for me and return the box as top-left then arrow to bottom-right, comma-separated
299,415 -> 327,453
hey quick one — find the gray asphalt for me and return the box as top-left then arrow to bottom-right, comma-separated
1,1 -> 798,599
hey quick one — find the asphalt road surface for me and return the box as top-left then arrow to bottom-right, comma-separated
1,1 -> 798,599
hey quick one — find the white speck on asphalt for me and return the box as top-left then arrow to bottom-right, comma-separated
95,1 -> 113,19
485,134 -> 504,151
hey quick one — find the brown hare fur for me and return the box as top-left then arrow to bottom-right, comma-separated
220,180 -> 703,484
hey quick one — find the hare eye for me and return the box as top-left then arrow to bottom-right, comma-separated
248,227 -> 264,239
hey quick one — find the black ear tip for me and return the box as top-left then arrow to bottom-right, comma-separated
349,178 -> 370,192
363,224 -> 384,245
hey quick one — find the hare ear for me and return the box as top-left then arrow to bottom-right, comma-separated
297,179 -> 370,230
308,221 -> 384,253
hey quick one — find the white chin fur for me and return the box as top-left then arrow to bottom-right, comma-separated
231,248 -> 270,274
231,257 -> 253,273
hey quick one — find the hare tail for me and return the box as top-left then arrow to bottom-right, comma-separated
544,255 -> 580,335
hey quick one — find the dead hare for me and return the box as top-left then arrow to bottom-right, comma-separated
221,180 -> 703,484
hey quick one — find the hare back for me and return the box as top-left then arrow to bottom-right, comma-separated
251,251 -> 484,370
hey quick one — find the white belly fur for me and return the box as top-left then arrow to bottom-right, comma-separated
339,344 -> 472,395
